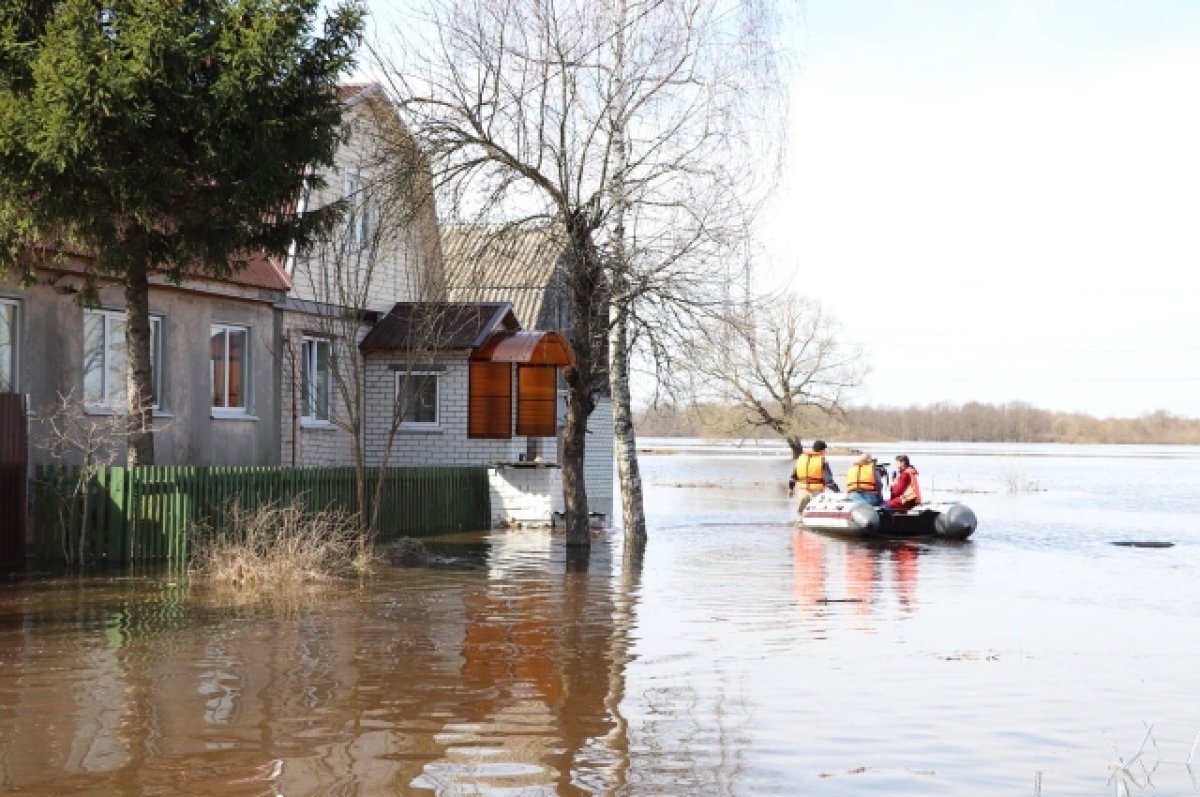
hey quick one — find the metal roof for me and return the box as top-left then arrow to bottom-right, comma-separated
470,330 -> 575,366
358,302 -> 520,352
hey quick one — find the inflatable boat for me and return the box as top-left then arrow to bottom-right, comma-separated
799,492 -> 978,540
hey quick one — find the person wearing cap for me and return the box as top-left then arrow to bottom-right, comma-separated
845,452 -> 885,507
788,440 -> 840,512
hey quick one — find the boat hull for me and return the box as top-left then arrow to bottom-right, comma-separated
800,494 -> 977,540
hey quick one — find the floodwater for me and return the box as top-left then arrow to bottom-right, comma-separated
2,441 -> 1200,796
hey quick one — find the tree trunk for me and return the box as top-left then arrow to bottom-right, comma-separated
562,364 -> 592,548
610,312 -> 646,543
124,258 -> 156,465
561,216 -> 605,549
606,0 -> 646,543
787,438 -> 803,459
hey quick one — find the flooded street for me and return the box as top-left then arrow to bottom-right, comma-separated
3,442 -> 1200,795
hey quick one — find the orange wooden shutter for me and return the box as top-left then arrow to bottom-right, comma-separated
469,361 -> 512,438
517,365 -> 557,437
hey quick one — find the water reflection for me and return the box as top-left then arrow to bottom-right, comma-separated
790,530 -> 932,624
418,535 -> 618,794
0,534 -> 640,797
8,442 -> 1200,795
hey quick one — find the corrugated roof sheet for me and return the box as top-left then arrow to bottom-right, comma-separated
359,302 -> 520,352
442,225 -> 569,330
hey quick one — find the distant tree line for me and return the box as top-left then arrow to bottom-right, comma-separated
635,401 -> 1200,445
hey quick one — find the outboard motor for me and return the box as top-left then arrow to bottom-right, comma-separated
935,504 -> 977,539
849,503 -> 881,534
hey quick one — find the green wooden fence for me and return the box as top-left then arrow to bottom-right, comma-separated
30,465 -> 491,564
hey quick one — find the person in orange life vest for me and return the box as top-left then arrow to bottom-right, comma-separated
787,440 -> 839,512
885,454 -> 922,511
846,452 -> 885,508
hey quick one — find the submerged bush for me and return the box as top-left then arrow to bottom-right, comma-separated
190,501 -> 369,590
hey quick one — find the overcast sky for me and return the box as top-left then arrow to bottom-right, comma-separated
358,1 -> 1200,419
757,0 -> 1200,418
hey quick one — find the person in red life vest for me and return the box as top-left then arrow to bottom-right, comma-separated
787,439 -> 840,513
885,454 -> 921,511
845,452 -> 885,507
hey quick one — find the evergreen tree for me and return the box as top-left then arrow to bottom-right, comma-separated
0,0 -> 364,463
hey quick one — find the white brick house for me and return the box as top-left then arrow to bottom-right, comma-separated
443,225 -> 614,523
359,302 -> 575,527
279,83 -> 444,468
279,85 -> 603,528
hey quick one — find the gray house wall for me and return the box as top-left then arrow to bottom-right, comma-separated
2,272 -> 281,467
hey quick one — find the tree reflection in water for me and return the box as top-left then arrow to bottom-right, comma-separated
0,533 -> 645,797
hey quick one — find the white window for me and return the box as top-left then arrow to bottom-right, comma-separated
300,336 -> 332,423
0,299 -> 16,393
83,309 -> 162,410
396,370 -> 439,428
210,324 -> 249,412
342,167 -> 375,247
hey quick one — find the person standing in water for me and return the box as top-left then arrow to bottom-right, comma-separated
788,440 -> 839,513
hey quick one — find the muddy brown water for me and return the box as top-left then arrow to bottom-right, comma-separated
2,441 -> 1199,796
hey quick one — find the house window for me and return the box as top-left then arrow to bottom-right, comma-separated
0,299 -> 16,393
83,309 -> 162,410
396,369 -> 439,427
300,336 -> 332,422
210,324 -> 249,412
342,167 -> 375,247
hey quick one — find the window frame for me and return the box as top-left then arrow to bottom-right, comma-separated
342,166 -> 376,248
395,369 -> 441,429
82,308 -> 163,412
300,335 -> 333,424
210,323 -> 250,416
0,298 -> 17,394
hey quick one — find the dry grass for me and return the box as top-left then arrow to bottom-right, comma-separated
998,457 -> 1042,494
190,501 -> 371,593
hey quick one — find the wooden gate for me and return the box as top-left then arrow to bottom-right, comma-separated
0,393 -> 27,563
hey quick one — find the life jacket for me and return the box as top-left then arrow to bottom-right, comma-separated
846,462 -> 878,493
899,467 -> 922,504
795,452 -> 826,492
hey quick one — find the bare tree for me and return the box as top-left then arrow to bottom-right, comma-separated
35,390 -> 127,564
373,0 -> 785,545
284,96 -> 455,553
686,293 -> 865,457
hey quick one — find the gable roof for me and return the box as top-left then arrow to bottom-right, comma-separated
359,301 -> 520,352
442,225 -> 569,329
26,82 -> 388,297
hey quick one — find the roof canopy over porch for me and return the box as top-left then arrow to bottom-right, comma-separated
470,330 -> 574,367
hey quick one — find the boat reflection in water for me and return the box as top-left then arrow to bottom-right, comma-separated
791,530 -> 924,627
